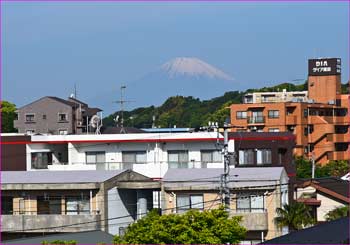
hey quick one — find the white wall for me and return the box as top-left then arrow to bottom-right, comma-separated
316,193 -> 345,222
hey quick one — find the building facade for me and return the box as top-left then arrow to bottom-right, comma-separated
14,96 -> 102,135
1,170 -> 160,240
243,90 -> 308,104
230,58 -> 350,164
162,167 -> 289,244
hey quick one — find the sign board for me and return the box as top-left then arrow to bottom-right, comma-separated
308,58 -> 341,76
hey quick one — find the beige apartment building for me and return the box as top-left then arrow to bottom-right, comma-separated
162,167 -> 289,244
230,58 -> 349,164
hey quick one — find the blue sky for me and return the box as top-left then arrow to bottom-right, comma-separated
1,2 -> 349,113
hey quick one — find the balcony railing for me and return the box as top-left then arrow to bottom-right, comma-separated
1,214 -> 101,233
247,116 -> 265,124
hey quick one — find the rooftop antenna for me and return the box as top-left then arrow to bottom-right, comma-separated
74,83 -> 77,99
113,85 -> 134,132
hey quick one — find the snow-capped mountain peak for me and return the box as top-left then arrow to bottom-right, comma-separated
160,57 -> 234,80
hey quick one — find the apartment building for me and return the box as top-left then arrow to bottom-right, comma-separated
1,132 -> 295,182
162,167 -> 289,244
1,170 -> 160,240
230,58 -> 350,164
14,96 -> 102,135
243,90 -> 308,104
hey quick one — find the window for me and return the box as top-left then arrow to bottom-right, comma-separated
59,129 -> 68,135
268,128 -> 280,132
268,110 -> 279,118
335,143 -> 349,152
304,125 -> 314,136
278,148 -> 287,165
303,109 -> 308,117
236,111 -> 247,119
25,114 -> 35,122
201,150 -> 222,167
122,151 -> 147,164
31,152 -> 52,169
256,149 -> 272,165
176,194 -> 204,213
1,196 -> 13,215
168,150 -> 189,168
238,149 -> 254,165
237,193 -> 264,213
15,113 -> 18,120
66,196 -> 90,215
85,151 -> 105,164
37,196 -> 62,215
19,198 -> 25,215
58,113 -> 67,122
43,114 -> 47,120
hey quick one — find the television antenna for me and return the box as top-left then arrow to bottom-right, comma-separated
113,85 -> 134,131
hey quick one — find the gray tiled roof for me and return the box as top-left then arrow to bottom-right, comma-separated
3,230 -> 114,244
163,167 -> 285,182
163,167 -> 286,189
1,170 -> 125,184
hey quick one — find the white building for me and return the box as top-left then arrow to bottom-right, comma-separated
26,132 -> 224,179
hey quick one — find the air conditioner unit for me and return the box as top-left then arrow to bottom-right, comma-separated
328,100 -> 335,105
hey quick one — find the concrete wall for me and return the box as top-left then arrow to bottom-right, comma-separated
2,214 -> 100,233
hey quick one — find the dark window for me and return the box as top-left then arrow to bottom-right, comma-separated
236,193 -> 264,213
256,149 -> 272,165
335,143 -> 349,152
168,150 -> 189,168
42,114 -> 47,120
268,110 -> 279,118
66,196 -> 90,214
37,196 -> 62,215
201,150 -> 222,167
25,114 -> 35,122
335,108 -> 347,116
236,111 -> 247,119
335,126 -> 349,134
278,148 -> 287,165
122,151 -> 147,164
15,113 -> 18,120
58,113 -> 67,122
176,194 -> 204,213
85,151 -> 105,164
303,109 -> 308,117
1,196 -> 13,214
238,149 -> 254,165
31,152 -> 52,169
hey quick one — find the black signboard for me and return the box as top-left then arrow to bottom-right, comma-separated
308,58 -> 341,76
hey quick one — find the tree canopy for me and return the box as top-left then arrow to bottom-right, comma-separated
275,202 -> 315,231
325,206 -> 349,221
296,157 -> 350,179
113,207 -> 246,244
0,100 -> 17,133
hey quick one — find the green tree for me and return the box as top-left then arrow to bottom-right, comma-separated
275,202 -> 315,231
113,207 -> 246,244
296,157 -> 350,179
0,101 -> 17,133
325,206 -> 349,221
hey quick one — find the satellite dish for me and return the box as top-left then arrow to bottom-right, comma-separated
90,115 -> 101,128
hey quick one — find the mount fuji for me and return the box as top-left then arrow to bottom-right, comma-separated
126,57 -> 240,107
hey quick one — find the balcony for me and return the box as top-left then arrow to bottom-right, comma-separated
327,133 -> 350,143
286,115 -> 297,125
327,150 -> 350,161
1,214 -> 101,233
247,116 -> 265,124
231,210 -> 268,231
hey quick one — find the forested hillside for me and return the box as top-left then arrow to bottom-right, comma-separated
103,82 -> 349,128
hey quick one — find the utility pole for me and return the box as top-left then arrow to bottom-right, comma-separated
206,121 -> 238,215
223,123 -> 231,214
113,85 -> 134,132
